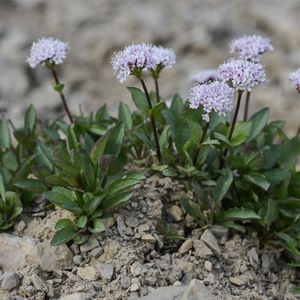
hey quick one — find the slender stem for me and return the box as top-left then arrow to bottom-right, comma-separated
220,90 -> 243,168
140,78 -> 161,161
50,68 -> 73,123
297,125 -> 300,137
243,91 -> 251,121
154,78 -> 160,103
192,121 -> 210,166
228,90 -> 243,142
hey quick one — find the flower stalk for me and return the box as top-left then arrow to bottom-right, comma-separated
140,78 -> 161,161
243,91 -> 251,121
192,121 -> 210,166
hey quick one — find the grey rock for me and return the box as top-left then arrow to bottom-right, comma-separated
141,234 -> 156,243
166,205 -> 183,222
247,247 -> 260,267
31,274 -> 46,291
200,229 -> 221,255
77,266 -> 100,280
125,217 -> 140,228
89,247 -> 103,258
80,236 -> 99,253
1,272 -> 19,290
120,274 -> 131,289
15,220 -> 26,233
59,293 -> 90,300
181,279 -> 216,299
229,276 -> 245,286
98,263 -> 114,281
178,239 -> 193,254
36,240 -> 73,272
73,255 -> 84,265
139,286 -> 186,299
203,273 -> 214,285
208,225 -> 229,241
193,240 -> 213,258
117,215 -> 134,237
130,278 -> 141,292
204,260 -> 212,272
130,261 -> 145,276
0,233 -> 38,271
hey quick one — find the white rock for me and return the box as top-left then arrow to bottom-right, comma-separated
98,263 -> 114,281
77,266 -> 100,281
79,236 -> 99,253
193,240 -> 213,258
166,205 -> 183,222
204,260 -> 212,272
1,272 -> 19,290
200,229 -> 221,255
178,239 -> 193,254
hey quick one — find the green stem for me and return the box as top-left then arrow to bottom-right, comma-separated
297,126 -> 300,137
192,121 -> 210,166
221,90 -> 243,168
50,68 -> 73,123
243,91 -> 251,121
154,78 -> 160,103
140,78 -> 161,161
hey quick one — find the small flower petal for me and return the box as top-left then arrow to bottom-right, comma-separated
289,68 -> 300,92
191,69 -> 220,84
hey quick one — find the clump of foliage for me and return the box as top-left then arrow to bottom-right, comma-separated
0,35 -> 299,274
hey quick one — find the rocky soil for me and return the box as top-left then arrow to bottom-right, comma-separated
0,0 -> 300,133
0,174 -> 298,299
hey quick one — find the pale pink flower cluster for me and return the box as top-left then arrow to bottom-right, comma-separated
289,69 -> 300,92
111,44 -> 176,82
189,81 -> 234,122
230,35 -> 273,62
27,37 -> 69,68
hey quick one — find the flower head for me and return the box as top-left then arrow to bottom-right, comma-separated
191,69 -> 220,84
230,35 -> 273,62
289,68 -> 300,92
150,46 -> 176,71
111,43 -> 153,83
218,59 -> 267,91
27,37 -> 69,68
189,81 -> 234,121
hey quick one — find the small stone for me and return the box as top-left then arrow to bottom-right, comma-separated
203,273 -> 214,285
130,278 -> 141,292
130,261 -> 145,276
15,220 -> 26,232
1,272 -> 19,290
141,234 -> 156,243
193,240 -> 213,258
125,217 -> 140,228
102,217 -> 115,229
208,225 -> 228,241
73,255 -> 84,265
120,274 -> 131,289
173,281 -> 182,286
166,205 -> 183,222
178,239 -> 193,254
181,279 -> 216,300
117,215 -> 133,237
98,263 -> 114,281
200,229 -> 221,255
79,236 -> 99,253
59,293 -> 89,300
89,247 -> 103,258
138,223 -> 150,233
247,248 -> 260,266
204,260 -> 212,272
77,266 -> 100,280
31,274 -> 46,291
229,276 -> 245,286
261,253 -> 271,274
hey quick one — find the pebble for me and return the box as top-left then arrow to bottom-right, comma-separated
204,260 -> 213,272
15,220 -> 26,232
125,217 -> 140,228
73,255 -> 84,265
201,229 -> 221,255
178,239 -> 193,254
31,273 -> 46,291
120,274 -> 131,289
1,272 -> 19,290
79,236 -> 99,253
98,263 -> 114,281
229,276 -> 245,286
193,240 -> 213,258
130,261 -> 145,276
166,205 -> 183,222
77,266 -> 100,281
102,217 -> 115,229
203,273 -> 215,285
247,247 -> 260,266
141,234 -> 156,243
130,278 -> 141,292
89,247 -> 103,258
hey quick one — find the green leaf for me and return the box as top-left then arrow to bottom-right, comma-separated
73,234 -> 89,245
24,104 -> 37,133
2,151 -> 18,172
51,226 -> 77,246
37,142 -> 53,170
14,179 -> 47,193
84,195 -> 104,215
88,218 -> 105,234
118,102 -> 132,130
104,123 -> 124,156
264,198 -> 278,229
181,198 -> 203,225
213,169 -> 233,202
54,83 -> 65,93
279,137 -> 300,168
231,121 -> 251,146
0,119 -> 11,149
187,120 -> 202,145
108,178 -> 139,195
90,134 -> 109,164
0,174 -> 6,201
75,215 -> 87,228
127,87 -> 149,114
222,208 -> 261,220
244,173 -> 270,191
102,191 -> 133,210
55,218 -> 74,231
67,125 -> 79,151
14,155 -> 36,180
247,108 -> 269,142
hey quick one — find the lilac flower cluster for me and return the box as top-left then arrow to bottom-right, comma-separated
189,81 -> 234,121
27,37 -> 69,68
191,69 -> 220,84
230,35 -> 273,62
218,59 -> 267,91
289,68 -> 300,92
111,43 -> 176,82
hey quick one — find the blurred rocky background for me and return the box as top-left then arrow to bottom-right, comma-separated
0,0 -> 300,132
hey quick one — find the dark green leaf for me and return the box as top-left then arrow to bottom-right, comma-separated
213,169 -> 233,202
247,108 -> 269,142
222,208 -> 261,220
108,178 -> 139,195
127,87 -> 148,114
104,123 -> 124,156
55,218 -> 74,231
50,226 -> 77,246
231,121 -> 251,146
0,119 -> 11,149
75,215 -> 87,228
118,102 -> 132,130
24,104 -> 37,133
88,218 -> 105,234
14,179 -> 47,193
244,173 -> 270,191
102,191 -> 133,210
